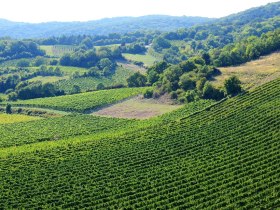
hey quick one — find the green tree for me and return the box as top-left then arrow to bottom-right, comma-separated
203,82 -> 224,100
224,76 -> 242,96
6,104 -> 12,114
96,83 -> 105,90
17,59 -> 30,67
127,72 -> 147,87
179,74 -> 196,91
34,56 -> 46,67
71,85 -> 81,94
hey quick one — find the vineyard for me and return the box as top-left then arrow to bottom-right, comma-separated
10,87 -> 149,112
56,66 -> 134,93
0,114 -> 139,148
40,45 -> 76,57
0,78 -> 279,209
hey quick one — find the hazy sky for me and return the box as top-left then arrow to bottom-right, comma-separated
0,0 -> 279,23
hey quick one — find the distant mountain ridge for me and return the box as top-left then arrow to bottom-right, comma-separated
0,15 -> 214,39
0,1 -> 280,39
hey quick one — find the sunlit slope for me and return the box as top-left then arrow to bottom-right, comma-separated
212,52 -> 280,90
0,78 -> 279,209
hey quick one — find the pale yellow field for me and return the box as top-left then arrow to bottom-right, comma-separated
0,114 -> 41,124
92,96 -> 182,119
212,52 -> 280,90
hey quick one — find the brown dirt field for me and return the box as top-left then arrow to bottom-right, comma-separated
92,96 -> 182,119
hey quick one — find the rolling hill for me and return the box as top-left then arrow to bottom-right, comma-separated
0,15 -> 213,38
0,77 -> 279,209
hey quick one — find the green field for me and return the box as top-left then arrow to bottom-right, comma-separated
11,87 -> 149,113
123,53 -> 160,67
55,65 -> 88,75
56,66 -> 134,93
40,45 -> 76,57
94,44 -> 120,50
28,76 -> 68,83
0,113 -> 40,124
0,58 -> 35,67
0,78 -> 279,209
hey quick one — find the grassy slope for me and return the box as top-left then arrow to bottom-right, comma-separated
28,76 -> 68,84
10,87 -> 148,113
123,53 -> 159,67
212,52 -> 280,90
0,78 -> 279,209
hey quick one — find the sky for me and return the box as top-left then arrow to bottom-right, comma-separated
0,0 -> 279,23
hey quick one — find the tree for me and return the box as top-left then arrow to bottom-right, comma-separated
127,72 -> 147,87
196,77 -> 207,92
7,92 -> 18,101
17,59 -> 30,67
185,90 -> 197,102
71,85 -> 81,94
224,76 -> 242,96
144,89 -> 153,98
6,104 -> 12,114
202,82 -> 224,100
179,74 -> 196,91
34,56 -> 46,66
96,83 -> 105,90
152,37 -> 171,52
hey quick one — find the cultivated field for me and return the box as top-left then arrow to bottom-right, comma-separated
10,87 -> 149,112
0,78 -> 279,209
56,66 -> 135,93
40,45 -> 76,57
212,52 -> 280,90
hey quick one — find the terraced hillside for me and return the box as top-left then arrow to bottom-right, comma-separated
0,77 -> 279,209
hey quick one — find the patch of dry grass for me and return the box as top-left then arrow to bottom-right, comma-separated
212,52 -> 280,90
92,96 -> 182,119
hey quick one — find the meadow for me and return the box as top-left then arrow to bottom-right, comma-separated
123,53 -> 160,67
0,113 -> 40,124
212,52 -> 280,90
93,96 -> 183,119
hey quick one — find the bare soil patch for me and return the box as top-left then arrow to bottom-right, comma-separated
92,95 -> 182,119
